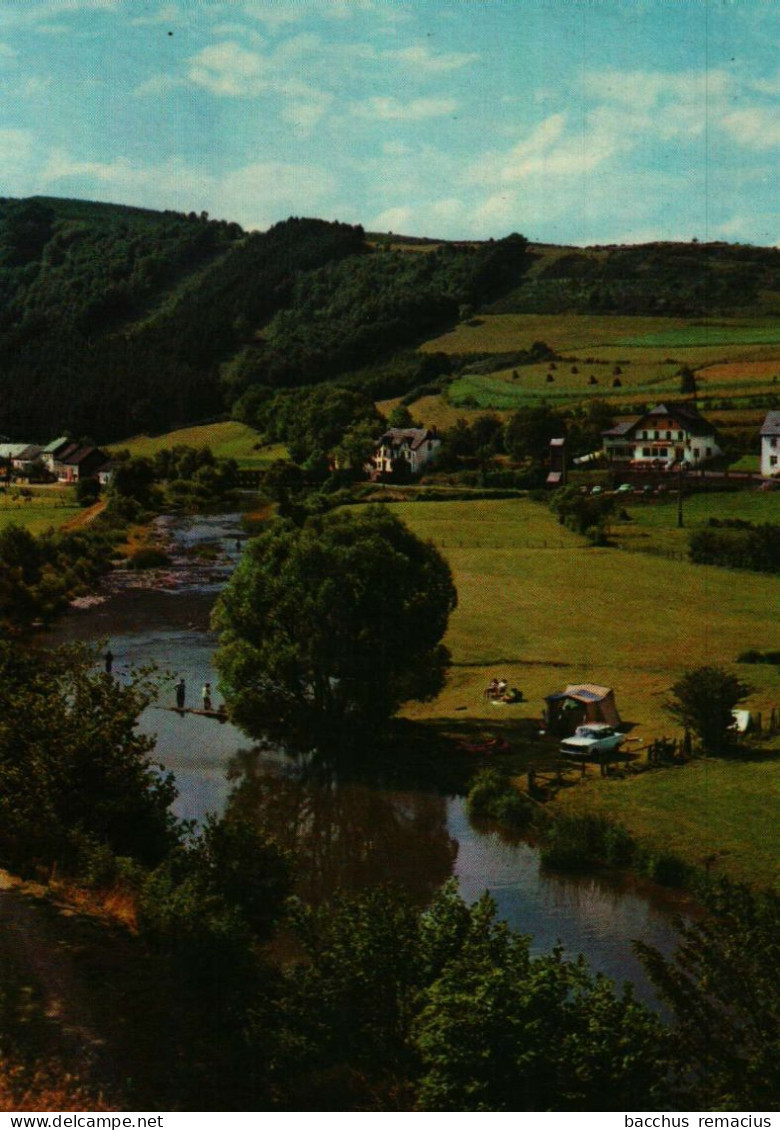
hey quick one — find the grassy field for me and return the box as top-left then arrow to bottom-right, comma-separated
413,312 -> 780,421
554,757 -> 778,890
610,490 -> 780,556
0,486 -> 79,534
421,313 -> 780,358
378,496 -> 778,887
110,421 -> 285,468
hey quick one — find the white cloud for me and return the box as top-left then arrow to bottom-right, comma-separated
130,4 -> 185,28
188,40 -> 269,97
38,147 -> 338,231
372,205 -> 414,232
719,107 -> 780,150
385,44 -> 478,73
351,95 -> 458,121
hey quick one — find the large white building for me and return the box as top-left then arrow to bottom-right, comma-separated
760,410 -> 780,477
370,427 -> 441,478
602,403 -> 722,468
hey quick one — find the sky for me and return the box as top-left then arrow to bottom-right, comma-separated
0,0 -> 776,245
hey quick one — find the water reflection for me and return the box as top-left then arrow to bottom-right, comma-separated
225,748 -> 458,906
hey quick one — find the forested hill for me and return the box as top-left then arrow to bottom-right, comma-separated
0,196 -> 776,441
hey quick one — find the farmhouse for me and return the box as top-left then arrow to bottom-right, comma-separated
602,403 -> 721,468
760,410 -> 780,477
40,436 -> 72,473
370,426 -> 441,478
53,444 -> 108,483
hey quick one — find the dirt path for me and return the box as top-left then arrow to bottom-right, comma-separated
0,872 -> 137,1100
62,500 -> 107,531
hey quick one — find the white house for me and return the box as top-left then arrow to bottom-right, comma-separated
370,427 -> 441,478
760,410 -> 780,477
602,403 -> 722,468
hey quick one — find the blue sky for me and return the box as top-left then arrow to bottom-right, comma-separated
0,0 -> 776,244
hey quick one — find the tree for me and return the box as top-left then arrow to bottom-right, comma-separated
387,404 -> 416,429
0,642 -> 179,873
665,666 -> 752,754
212,506 -> 457,734
635,881 -> 779,1110
503,405 -> 561,465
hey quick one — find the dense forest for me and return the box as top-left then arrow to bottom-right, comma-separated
0,196 -> 776,442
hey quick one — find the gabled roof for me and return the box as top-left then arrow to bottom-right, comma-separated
42,436 -> 71,455
760,410 -> 780,436
602,403 -> 715,440
60,445 -> 105,465
378,427 -> 439,451
0,443 -> 29,460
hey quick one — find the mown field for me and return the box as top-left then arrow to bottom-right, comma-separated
413,312 -> 780,428
382,496 -> 778,887
110,422 -> 285,468
0,486 -> 78,534
611,490 -> 780,556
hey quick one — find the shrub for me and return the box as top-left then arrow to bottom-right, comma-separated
127,547 -> 171,570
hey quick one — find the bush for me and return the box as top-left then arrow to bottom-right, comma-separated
467,769 -> 533,829
128,547 -> 171,570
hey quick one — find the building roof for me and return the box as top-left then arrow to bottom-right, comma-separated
42,436 -> 71,455
760,410 -> 780,437
0,443 -> 29,460
60,445 -> 105,466
14,444 -> 43,462
378,427 -> 439,451
603,403 -> 715,440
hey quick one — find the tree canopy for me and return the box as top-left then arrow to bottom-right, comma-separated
212,506 -> 457,734
665,665 -> 752,754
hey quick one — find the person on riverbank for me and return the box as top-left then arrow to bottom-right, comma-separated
175,678 -> 186,710
202,682 -> 212,712
104,649 -> 113,675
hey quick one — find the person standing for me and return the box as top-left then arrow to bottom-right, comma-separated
175,678 -> 186,710
104,649 -> 114,675
202,682 -> 212,712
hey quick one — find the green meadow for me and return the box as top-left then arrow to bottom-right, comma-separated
555,757 -> 778,890
381,497 -> 778,887
110,421 -> 286,468
414,312 -> 780,423
0,486 -> 79,534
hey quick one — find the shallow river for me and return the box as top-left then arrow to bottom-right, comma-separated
50,513 -> 688,1001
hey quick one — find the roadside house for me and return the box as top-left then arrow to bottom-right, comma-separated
41,437 -> 72,474
370,426 -> 441,478
54,444 -> 108,483
602,403 -> 721,468
760,410 -> 780,477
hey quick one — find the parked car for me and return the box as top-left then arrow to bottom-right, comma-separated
616,482 -> 633,494
560,723 -> 625,759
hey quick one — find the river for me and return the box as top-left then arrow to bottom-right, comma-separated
48,512 -> 688,1002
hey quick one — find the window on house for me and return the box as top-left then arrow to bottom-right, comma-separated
771,455 -> 778,466
659,448 -> 668,457
706,447 -> 712,457
642,447 -> 651,457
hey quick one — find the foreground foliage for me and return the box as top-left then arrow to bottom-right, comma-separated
0,643 -> 179,874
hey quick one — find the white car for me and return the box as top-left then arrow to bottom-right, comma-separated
560,723 -> 625,758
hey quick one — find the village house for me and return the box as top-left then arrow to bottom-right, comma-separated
40,436 -> 72,474
759,410 -> 780,477
370,426 -> 441,478
53,444 -> 108,483
602,403 -> 721,468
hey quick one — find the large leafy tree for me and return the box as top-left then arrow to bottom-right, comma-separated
665,665 -> 752,754
212,506 -> 457,733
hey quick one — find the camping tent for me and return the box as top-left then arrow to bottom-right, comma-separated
544,684 -> 622,734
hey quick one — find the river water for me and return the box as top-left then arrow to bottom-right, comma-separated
50,513 -> 687,1001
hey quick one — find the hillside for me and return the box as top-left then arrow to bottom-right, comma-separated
0,196 -> 777,443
